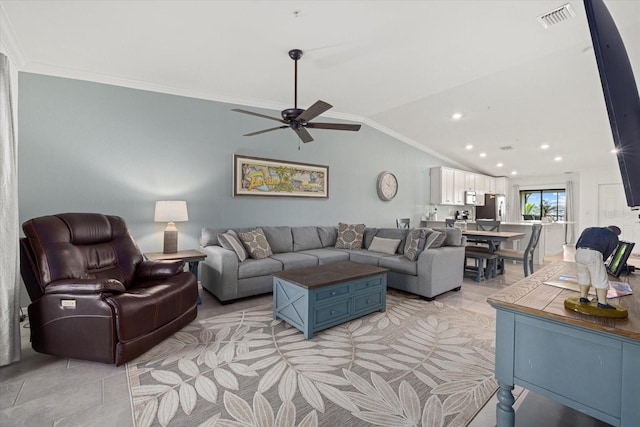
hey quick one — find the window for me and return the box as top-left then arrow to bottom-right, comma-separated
520,189 -> 566,221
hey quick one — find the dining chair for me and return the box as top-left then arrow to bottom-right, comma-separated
494,223 -> 543,277
476,219 -> 501,232
396,218 -> 410,228
445,218 -> 456,228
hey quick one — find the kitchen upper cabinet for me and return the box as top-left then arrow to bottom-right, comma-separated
431,166 -> 460,205
453,170 -> 465,205
495,177 -> 508,195
484,176 -> 496,194
464,172 -> 476,192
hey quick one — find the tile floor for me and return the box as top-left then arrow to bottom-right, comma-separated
0,246 -> 618,426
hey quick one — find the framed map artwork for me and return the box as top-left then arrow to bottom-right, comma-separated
233,155 -> 329,198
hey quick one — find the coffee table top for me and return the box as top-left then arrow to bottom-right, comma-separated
272,261 -> 388,289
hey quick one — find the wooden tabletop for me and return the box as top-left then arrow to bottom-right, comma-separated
487,261 -> 640,341
272,261 -> 388,290
144,249 -> 207,261
462,230 -> 526,241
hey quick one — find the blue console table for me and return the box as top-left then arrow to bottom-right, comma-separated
487,261 -> 640,427
272,261 -> 387,339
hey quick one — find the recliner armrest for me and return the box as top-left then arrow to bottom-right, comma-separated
44,278 -> 126,295
136,260 -> 184,279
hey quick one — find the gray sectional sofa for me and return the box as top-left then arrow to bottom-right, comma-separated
199,225 -> 466,303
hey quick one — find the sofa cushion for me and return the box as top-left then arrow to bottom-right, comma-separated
261,226 -> 293,253
238,257 -> 282,279
346,249 -> 392,266
335,223 -> 366,249
318,226 -> 338,247
217,230 -> 248,262
297,248 -> 350,265
433,227 -> 463,247
292,226 -> 323,252
368,236 -> 402,255
375,228 -> 410,254
379,255 -> 418,276
424,229 -> 447,249
239,228 -> 273,259
363,227 -> 378,249
270,252 -> 318,269
404,228 -> 425,261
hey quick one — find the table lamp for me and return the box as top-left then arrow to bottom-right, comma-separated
154,201 -> 188,254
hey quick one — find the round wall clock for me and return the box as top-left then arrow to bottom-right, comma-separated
376,171 -> 398,201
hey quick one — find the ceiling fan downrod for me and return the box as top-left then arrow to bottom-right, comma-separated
289,49 -> 303,110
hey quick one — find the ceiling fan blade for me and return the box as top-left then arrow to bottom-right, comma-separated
296,100 -> 332,123
293,126 -> 314,143
306,122 -> 361,132
232,109 -> 287,124
244,125 -> 288,136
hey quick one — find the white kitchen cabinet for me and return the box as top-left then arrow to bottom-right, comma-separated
464,172 -> 476,192
430,166 -> 462,205
495,177 -> 508,195
453,170 -> 465,205
485,176 -> 496,194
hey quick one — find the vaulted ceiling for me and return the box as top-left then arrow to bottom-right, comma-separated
2,1 -> 639,178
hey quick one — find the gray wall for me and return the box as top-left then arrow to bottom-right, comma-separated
18,73 -> 448,301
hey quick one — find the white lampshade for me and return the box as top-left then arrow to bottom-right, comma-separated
154,201 -> 189,222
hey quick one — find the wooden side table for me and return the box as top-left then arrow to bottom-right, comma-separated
144,249 -> 207,304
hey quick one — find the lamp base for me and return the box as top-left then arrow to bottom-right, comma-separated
163,229 -> 178,254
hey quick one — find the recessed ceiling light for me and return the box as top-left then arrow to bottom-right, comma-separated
540,144 -> 550,150
611,148 -> 618,154
554,156 -> 562,161
496,162 -> 503,167
479,152 -> 487,158
465,144 -> 473,150
452,112 -> 463,120
511,171 -> 518,175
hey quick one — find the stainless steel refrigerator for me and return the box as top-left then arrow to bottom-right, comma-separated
475,194 -> 506,220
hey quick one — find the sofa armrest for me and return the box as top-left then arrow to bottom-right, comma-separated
199,245 -> 240,302
44,278 -> 126,295
416,245 -> 465,297
136,260 -> 184,279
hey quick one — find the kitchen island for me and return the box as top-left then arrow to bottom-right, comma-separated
421,219 -> 573,265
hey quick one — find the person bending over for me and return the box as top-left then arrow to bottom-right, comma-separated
575,225 -> 621,309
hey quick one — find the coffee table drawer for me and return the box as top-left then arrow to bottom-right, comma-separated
315,283 -> 351,302
354,276 -> 384,293
314,299 -> 351,326
354,291 -> 384,314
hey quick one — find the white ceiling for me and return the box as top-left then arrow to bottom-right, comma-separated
2,0 -> 639,178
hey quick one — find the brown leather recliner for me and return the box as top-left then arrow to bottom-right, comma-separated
20,213 -> 198,365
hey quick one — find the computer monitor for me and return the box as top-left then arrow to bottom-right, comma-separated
606,240 -> 635,277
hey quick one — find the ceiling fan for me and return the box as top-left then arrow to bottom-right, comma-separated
232,49 -> 361,143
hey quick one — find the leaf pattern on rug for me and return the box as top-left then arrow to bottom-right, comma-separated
127,293 -> 497,427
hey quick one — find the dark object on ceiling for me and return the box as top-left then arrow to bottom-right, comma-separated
584,0 -> 640,208
232,49 -> 361,143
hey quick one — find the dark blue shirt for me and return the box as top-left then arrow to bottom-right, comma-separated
576,227 -> 619,260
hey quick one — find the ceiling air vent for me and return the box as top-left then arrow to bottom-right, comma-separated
537,4 -> 576,29
500,146 -> 514,151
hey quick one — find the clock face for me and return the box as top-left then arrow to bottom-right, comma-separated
377,172 -> 398,201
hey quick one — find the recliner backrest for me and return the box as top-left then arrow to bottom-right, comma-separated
22,213 -> 143,291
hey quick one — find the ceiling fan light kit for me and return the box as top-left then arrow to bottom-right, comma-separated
232,49 -> 361,144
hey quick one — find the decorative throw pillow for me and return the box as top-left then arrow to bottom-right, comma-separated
404,228 -> 425,261
217,230 -> 248,262
424,229 -> 447,249
335,223 -> 366,249
368,236 -> 402,255
238,227 -> 273,259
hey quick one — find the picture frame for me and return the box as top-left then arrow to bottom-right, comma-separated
233,154 -> 329,198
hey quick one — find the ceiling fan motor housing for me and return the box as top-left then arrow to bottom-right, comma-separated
282,108 -> 305,122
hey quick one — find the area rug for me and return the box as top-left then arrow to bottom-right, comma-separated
127,293 -> 497,427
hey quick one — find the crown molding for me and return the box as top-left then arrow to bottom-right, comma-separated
0,3 -> 27,68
